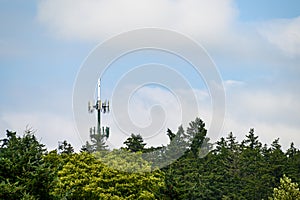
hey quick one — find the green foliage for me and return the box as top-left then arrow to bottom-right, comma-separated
145,125 -> 189,169
285,142 -> 300,184
269,174 -> 300,200
52,152 -> 165,199
0,130 -> 55,199
238,129 -> 268,199
187,117 -> 207,158
58,140 -> 74,154
166,128 -> 175,141
96,149 -> 152,173
1,117 -> 300,199
123,134 -> 146,152
161,125 -> 300,199
162,117 -> 213,199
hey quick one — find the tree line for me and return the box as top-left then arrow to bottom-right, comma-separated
0,117 -> 300,199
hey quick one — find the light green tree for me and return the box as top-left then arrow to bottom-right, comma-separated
269,174 -> 300,200
96,149 -> 152,173
52,152 -> 165,199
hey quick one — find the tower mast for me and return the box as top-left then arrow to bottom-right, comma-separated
97,79 -> 101,135
88,78 -> 110,138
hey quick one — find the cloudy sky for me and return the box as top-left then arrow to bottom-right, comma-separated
0,0 -> 299,151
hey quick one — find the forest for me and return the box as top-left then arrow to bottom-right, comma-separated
0,117 -> 300,199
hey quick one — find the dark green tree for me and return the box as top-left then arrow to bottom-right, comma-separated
164,126 -> 189,161
167,128 -> 176,142
205,133 -> 243,199
268,139 -> 286,185
58,140 -> 74,154
239,129 -> 269,199
162,117 -> 212,199
186,117 -> 207,158
123,133 -> 146,152
0,130 -> 55,199
285,143 -> 300,184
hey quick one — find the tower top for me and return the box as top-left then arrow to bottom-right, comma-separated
97,78 -> 101,101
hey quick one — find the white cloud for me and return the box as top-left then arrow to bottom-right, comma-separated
103,85 -> 211,148
222,81 -> 300,149
37,0 -> 300,65
222,115 -> 300,151
37,0 -> 237,42
0,112 -> 82,151
224,79 -> 245,89
104,81 -> 300,150
2,81 -> 297,151
37,0 -> 300,62
35,1 -> 300,150
230,90 -> 300,128
259,17 -> 300,57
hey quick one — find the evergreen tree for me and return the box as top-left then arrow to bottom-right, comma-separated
162,117 -> 212,199
0,130 -> 54,199
210,133 -> 243,199
285,143 -> 300,184
123,134 -> 146,152
1,118 -> 300,199
239,129 -> 267,199
58,140 -> 74,154
167,128 -> 176,142
186,117 -> 207,158
268,139 -> 286,186
164,126 -> 189,162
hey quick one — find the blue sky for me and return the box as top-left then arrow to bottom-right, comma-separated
0,0 -> 300,150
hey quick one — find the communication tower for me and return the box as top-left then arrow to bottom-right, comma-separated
88,79 -> 110,138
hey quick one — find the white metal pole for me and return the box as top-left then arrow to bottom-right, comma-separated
97,78 -> 101,101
